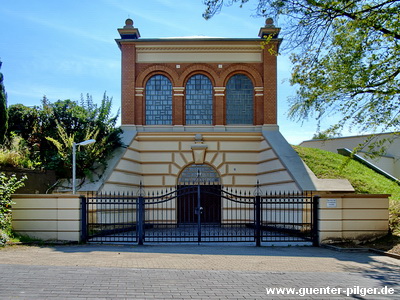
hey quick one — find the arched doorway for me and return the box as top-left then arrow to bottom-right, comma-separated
177,164 -> 221,224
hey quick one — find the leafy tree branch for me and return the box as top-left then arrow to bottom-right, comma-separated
204,0 -> 400,141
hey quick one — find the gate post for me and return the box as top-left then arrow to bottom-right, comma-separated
312,195 -> 320,247
80,196 -> 87,243
255,195 -> 261,247
137,196 -> 145,245
197,183 -> 202,244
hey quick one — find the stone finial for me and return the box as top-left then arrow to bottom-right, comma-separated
265,18 -> 275,27
194,134 -> 203,143
118,18 -> 141,39
258,17 -> 280,39
124,18 -> 134,28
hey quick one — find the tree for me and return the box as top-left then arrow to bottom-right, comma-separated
203,0 -> 400,137
312,130 -> 341,140
0,61 -> 8,145
7,93 -> 122,179
44,93 -> 123,179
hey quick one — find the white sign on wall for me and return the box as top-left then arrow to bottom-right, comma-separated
326,199 -> 337,208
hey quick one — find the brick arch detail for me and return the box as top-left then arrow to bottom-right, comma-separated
136,65 -> 179,87
220,64 -> 263,87
177,64 -> 219,86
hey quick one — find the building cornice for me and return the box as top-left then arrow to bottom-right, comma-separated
116,38 -> 282,49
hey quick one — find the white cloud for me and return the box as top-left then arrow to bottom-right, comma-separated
104,0 -> 196,36
1,6 -> 113,44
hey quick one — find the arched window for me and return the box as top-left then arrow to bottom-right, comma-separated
185,74 -> 213,125
145,75 -> 172,125
226,74 -> 254,124
178,164 -> 220,184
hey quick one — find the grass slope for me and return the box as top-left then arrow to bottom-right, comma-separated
293,145 -> 400,234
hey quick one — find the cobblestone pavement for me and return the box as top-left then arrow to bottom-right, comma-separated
1,244 -> 399,299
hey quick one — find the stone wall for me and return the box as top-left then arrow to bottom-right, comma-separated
1,168 -> 57,194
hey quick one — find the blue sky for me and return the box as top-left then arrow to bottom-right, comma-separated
0,0 -> 331,144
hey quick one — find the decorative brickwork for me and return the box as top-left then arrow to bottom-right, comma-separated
120,44 -> 136,124
117,24 -> 281,126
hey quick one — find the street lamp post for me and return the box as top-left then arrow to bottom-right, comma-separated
72,139 -> 96,194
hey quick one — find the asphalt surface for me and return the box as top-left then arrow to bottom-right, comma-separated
1,244 -> 399,299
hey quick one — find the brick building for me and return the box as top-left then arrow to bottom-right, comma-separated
95,18 -> 317,194
22,19 -> 388,245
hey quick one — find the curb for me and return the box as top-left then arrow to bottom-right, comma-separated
368,248 -> 400,260
321,244 -> 400,260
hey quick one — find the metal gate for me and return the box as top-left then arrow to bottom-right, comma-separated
81,184 -> 319,246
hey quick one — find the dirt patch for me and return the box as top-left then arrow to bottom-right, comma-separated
331,234 -> 400,256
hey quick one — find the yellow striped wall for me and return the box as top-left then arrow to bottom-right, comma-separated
10,193 -> 389,243
12,194 -> 81,241
101,132 -> 299,193
318,194 -> 389,243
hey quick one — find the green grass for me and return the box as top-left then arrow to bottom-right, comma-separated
293,145 -> 400,234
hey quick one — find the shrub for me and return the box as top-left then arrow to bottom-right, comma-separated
0,229 -> 8,246
0,172 -> 26,246
389,199 -> 400,235
0,134 -> 37,169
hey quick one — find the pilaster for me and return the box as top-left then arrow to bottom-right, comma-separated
173,87 -> 185,125
121,44 -> 136,124
214,87 -> 225,125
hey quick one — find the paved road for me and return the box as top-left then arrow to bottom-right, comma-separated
0,244 -> 399,299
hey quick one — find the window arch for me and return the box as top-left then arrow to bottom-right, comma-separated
185,74 -> 213,125
145,75 -> 172,125
178,164 -> 220,184
226,74 -> 254,124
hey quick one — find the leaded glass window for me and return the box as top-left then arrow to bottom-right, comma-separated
226,74 -> 254,124
145,75 -> 172,125
178,164 -> 220,184
185,74 -> 213,125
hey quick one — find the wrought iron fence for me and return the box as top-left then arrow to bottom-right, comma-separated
81,184 -> 319,246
